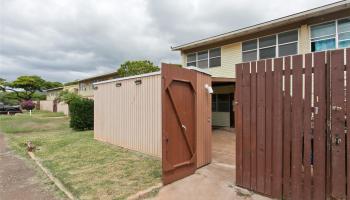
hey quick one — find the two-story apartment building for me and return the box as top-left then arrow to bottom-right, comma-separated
46,87 -> 63,101
172,0 -> 350,127
78,71 -> 119,99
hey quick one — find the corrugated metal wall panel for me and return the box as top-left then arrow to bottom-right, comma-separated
39,100 -> 54,112
196,73 -> 212,168
94,74 -> 162,158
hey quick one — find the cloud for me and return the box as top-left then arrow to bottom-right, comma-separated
0,0 -> 336,82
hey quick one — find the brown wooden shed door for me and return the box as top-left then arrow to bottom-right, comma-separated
162,64 -> 197,185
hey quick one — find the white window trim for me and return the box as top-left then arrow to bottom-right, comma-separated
309,17 -> 350,52
186,47 -> 222,69
241,29 -> 299,62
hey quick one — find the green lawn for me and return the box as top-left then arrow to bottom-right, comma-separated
0,111 -> 161,200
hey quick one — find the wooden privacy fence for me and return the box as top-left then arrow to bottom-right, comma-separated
235,48 -> 350,200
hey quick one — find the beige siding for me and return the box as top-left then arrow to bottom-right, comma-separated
63,84 -> 79,93
57,102 -> 69,115
46,91 -> 61,101
40,100 -> 54,112
94,74 -> 162,157
181,43 -> 241,78
78,88 -> 94,98
196,72 -> 212,168
209,42 -> 241,78
181,52 -> 186,66
212,112 -> 230,127
180,25 -> 315,79
299,24 -> 311,54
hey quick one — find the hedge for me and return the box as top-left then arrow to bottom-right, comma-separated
69,98 -> 94,131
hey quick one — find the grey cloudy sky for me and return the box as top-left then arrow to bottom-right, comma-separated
0,0 -> 336,82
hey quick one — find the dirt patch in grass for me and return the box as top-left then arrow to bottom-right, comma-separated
0,112 -> 161,200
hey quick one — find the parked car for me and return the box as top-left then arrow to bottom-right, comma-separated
0,102 -> 22,115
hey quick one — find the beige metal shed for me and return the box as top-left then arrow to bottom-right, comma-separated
93,64 -> 212,170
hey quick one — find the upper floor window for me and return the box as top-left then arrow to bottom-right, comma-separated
311,18 -> 350,52
186,48 -> 221,68
242,30 -> 298,62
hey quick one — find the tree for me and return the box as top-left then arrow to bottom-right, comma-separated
117,60 -> 159,77
2,76 -> 63,100
0,78 -> 5,92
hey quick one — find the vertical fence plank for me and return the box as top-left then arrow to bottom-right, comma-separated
346,48 -> 350,200
272,58 -> 283,198
251,62 -> 258,191
330,49 -> 346,199
257,60 -> 266,193
242,63 -> 251,188
283,56 -> 292,199
291,55 -> 303,200
303,53 -> 313,200
313,51 -> 326,200
235,64 -> 243,186
265,59 -> 273,195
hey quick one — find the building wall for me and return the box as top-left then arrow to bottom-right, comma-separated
63,84 -> 79,93
181,24 -> 314,78
78,81 -> 94,98
212,112 -> 230,127
78,73 -> 119,99
300,24 -> 312,54
94,74 -> 162,157
46,90 -> 61,101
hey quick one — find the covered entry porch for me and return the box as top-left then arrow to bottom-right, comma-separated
211,77 -> 235,128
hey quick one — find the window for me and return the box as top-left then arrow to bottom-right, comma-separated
338,18 -> 350,48
209,48 -> 221,67
197,51 -> 208,68
242,30 -> 298,62
186,53 -> 196,67
259,35 -> 276,59
242,39 -> 257,62
311,22 -> 336,52
212,94 -> 231,112
278,30 -> 298,56
186,48 -> 221,68
311,18 -> 350,52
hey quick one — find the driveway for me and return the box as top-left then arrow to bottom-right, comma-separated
0,133 -> 61,200
154,129 -> 271,200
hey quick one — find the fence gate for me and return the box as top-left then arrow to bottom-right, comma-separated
162,64 -> 197,185
235,48 -> 350,200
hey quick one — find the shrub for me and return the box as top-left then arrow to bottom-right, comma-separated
69,98 -> 94,131
21,100 -> 36,110
57,90 -> 82,104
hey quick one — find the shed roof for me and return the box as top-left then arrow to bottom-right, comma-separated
93,71 -> 161,85
78,71 -> 119,82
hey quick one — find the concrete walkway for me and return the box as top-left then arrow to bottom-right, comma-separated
154,129 -> 271,200
0,133 -> 61,200
154,162 -> 271,200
